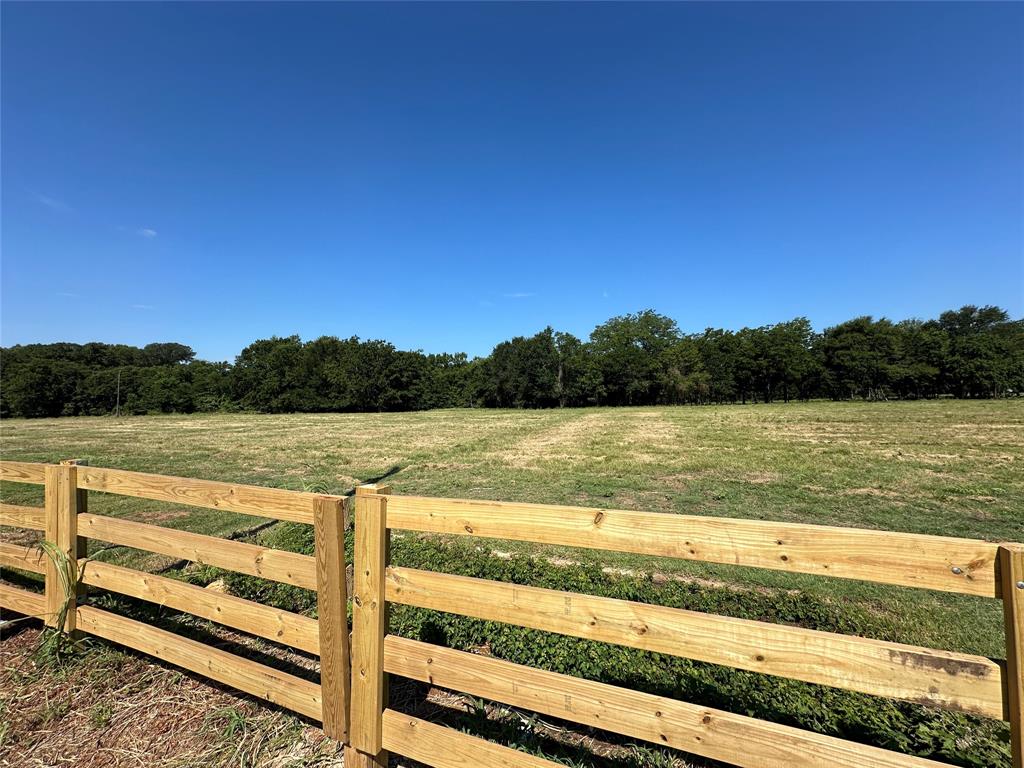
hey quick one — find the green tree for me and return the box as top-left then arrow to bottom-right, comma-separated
485,328 -> 560,408
939,306 -> 1024,398
820,317 -> 900,400
553,332 -> 601,407
232,336 -> 314,412
589,310 -> 680,405
764,318 -> 818,403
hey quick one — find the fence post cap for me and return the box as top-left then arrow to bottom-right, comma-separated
356,483 -> 392,496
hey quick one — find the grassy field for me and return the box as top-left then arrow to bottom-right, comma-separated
4,400 -> 1022,533
2,400 -> 1023,766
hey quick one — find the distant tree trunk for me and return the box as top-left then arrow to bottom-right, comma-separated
557,358 -> 565,408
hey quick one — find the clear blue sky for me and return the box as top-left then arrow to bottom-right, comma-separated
3,2 -> 1021,362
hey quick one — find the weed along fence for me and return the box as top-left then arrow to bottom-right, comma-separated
1,461 -> 1023,768
0,459 -> 354,742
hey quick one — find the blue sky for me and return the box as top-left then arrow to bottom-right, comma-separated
2,2 -> 1021,362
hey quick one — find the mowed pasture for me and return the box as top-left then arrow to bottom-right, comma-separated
3,400 -> 1023,652
3,401 -> 1022,534
2,400 -> 1023,766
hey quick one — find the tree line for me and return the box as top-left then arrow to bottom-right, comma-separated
1,304 -> 1021,418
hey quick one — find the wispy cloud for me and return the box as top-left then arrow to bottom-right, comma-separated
503,292 -> 536,299
137,228 -> 158,239
33,193 -> 72,213
131,304 -> 155,310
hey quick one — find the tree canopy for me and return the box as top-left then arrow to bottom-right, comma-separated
2,305 -> 1021,418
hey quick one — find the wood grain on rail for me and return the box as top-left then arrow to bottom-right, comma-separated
385,567 -> 1005,718
0,582 -> 46,618
0,503 -> 45,531
78,513 -> 317,590
383,638 -> 953,768
384,495 -> 1000,597
381,710 -> 561,768
79,559 -> 320,654
76,605 -> 322,720
0,541 -> 46,574
77,466 -> 331,524
0,460 -> 48,485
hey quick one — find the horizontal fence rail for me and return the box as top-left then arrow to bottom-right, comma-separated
385,565 -> 1005,719
0,541 -> 47,574
0,460 -> 351,741
0,581 -> 46,617
385,494 -> 1002,597
0,503 -> 44,530
76,605 -> 323,721
0,461 -> 47,485
77,513 -> 318,590
382,636 -> 952,768
76,466 -> 323,524
381,709 -> 564,768
78,559 -> 321,655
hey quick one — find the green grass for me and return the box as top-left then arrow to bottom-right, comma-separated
2,401 -> 1023,764
3,401 -> 1021,651
3,401 -> 1022,535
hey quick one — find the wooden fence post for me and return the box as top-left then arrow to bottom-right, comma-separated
345,483 -> 391,768
314,494 -> 350,742
43,462 -> 80,634
62,459 -> 89,605
1001,543 -> 1024,768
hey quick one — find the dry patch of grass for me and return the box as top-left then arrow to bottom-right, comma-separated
493,412 -> 606,469
0,626 -> 341,768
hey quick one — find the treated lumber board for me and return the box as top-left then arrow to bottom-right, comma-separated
350,486 -> 391,756
0,542 -> 46,574
76,605 -> 322,720
61,460 -> 90,606
78,513 -> 317,590
78,559 -> 319,655
76,466 -> 333,525
1000,544 -> 1024,768
383,638 -> 953,768
313,495 -> 350,741
43,465 -> 81,631
0,504 -> 45,531
0,582 -> 46,618
0,460 -> 47,485
43,466 -> 60,628
384,495 -> 1001,597
385,566 -> 1004,719
381,710 -> 561,768
53,465 -> 80,634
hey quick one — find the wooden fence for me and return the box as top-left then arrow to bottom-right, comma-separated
347,489 -> 1024,768
0,459 -> 352,741
1,460 -> 1022,768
